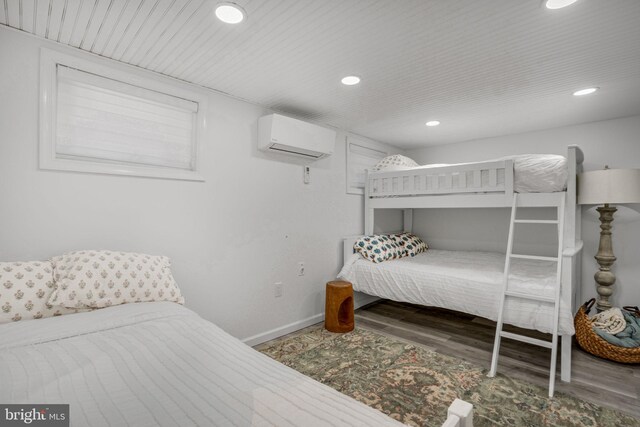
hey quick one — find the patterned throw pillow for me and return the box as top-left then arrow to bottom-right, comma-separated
372,154 -> 419,172
48,251 -> 185,309
353,235 -> 403,263
353,233 -> 428,263
0,261 -> 82,324
389,232 -> 428,257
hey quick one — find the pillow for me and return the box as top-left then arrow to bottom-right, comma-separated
390,232 -> 428,257
48,250 -> 185,309
353,235 -> 402,263
353,233 -> 429,263
372,155 -> 419,172
0,261 -> 82,323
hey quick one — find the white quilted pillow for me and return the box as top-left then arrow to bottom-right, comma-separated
506,154 -> 568,193
372,154 -> 419,172
49,250 -> 185,309
0,261 -> 82,323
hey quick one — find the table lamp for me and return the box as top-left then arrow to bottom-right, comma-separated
578,166 -> 640,312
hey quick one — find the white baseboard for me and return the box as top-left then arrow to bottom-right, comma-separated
242,292 -> 381,347
242,313 -> 324,347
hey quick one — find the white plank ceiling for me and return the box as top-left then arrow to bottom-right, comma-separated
1,0 -> 640,148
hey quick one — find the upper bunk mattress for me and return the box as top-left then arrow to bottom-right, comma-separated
373,154 -> 568,194
338,249 -> 574,336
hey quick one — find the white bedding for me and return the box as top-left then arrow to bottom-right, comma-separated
338,250 -> 574,336
0,302 -> 405,427
373,154 -> 568,193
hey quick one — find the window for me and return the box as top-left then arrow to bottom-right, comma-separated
40,49 -> 206,181
346,137 -> 388,194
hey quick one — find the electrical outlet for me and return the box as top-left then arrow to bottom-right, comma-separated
274,282 -> 283,298
298,262 -> 305,276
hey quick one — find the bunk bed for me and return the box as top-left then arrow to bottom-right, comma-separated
339,145 -> 584,395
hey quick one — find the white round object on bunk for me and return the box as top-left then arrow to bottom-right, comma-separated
372,154 -> 419,172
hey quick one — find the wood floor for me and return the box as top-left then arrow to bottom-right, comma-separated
349,300 -> 640,419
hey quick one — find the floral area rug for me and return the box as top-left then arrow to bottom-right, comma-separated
258,325 -> 640,427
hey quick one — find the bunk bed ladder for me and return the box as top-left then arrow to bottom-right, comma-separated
488,193 -> 565,398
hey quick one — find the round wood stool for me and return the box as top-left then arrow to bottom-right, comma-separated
325,280 -> 354,333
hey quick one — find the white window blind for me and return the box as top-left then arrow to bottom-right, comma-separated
55,65 -> 198,171
346,140 -> 388,194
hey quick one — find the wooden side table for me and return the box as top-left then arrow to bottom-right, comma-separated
325,280 -> 354,333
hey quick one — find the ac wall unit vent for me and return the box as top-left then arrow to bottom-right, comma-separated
258,114 -> 336,160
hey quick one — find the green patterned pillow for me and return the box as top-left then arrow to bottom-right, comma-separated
353,235 -> 402,263
390,232 -> 428,257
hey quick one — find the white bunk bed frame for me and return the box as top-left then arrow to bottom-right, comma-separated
354,145 -> 584,383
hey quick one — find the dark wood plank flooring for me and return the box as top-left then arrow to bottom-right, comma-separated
355,300 -> 640,419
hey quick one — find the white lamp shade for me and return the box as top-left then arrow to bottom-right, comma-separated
578,169 -> 640,205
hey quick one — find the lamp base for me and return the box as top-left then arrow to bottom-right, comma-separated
594,204 -> 617,312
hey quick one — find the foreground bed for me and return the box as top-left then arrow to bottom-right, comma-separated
0,302 -> 472,427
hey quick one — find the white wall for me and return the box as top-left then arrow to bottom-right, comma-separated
407,115 -> 640,308
0,27 -> 403,341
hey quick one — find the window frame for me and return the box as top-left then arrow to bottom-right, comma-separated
39,48 -> 207,181
346,136 -> 389,195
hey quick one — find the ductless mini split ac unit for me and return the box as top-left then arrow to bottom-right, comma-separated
258,113 -> 336,160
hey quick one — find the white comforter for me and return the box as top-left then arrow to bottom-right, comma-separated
339,250 -> 574,335
374,154 -> 568,193
0,302 -> 405,427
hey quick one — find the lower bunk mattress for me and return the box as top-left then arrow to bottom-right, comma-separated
339,249 -> 575,336
0,302 -> 405,427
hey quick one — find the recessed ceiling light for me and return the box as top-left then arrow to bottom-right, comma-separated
215,2 -> 246,24
545,0 -> 579,9
341,76 -> 361,86
425,120 -> 440,127
573,87 -> 598,96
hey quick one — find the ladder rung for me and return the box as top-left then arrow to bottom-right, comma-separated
510,254 -> 558,262
514,219 -> 558,224
505,290 -> 555,303
500,331 -> 553,348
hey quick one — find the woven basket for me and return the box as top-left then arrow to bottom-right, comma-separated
574,299 -> 640,364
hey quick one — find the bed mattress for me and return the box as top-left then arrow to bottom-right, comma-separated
0,302 -> 405,427
372,154 -> 568,194
338,250 -> 574,335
